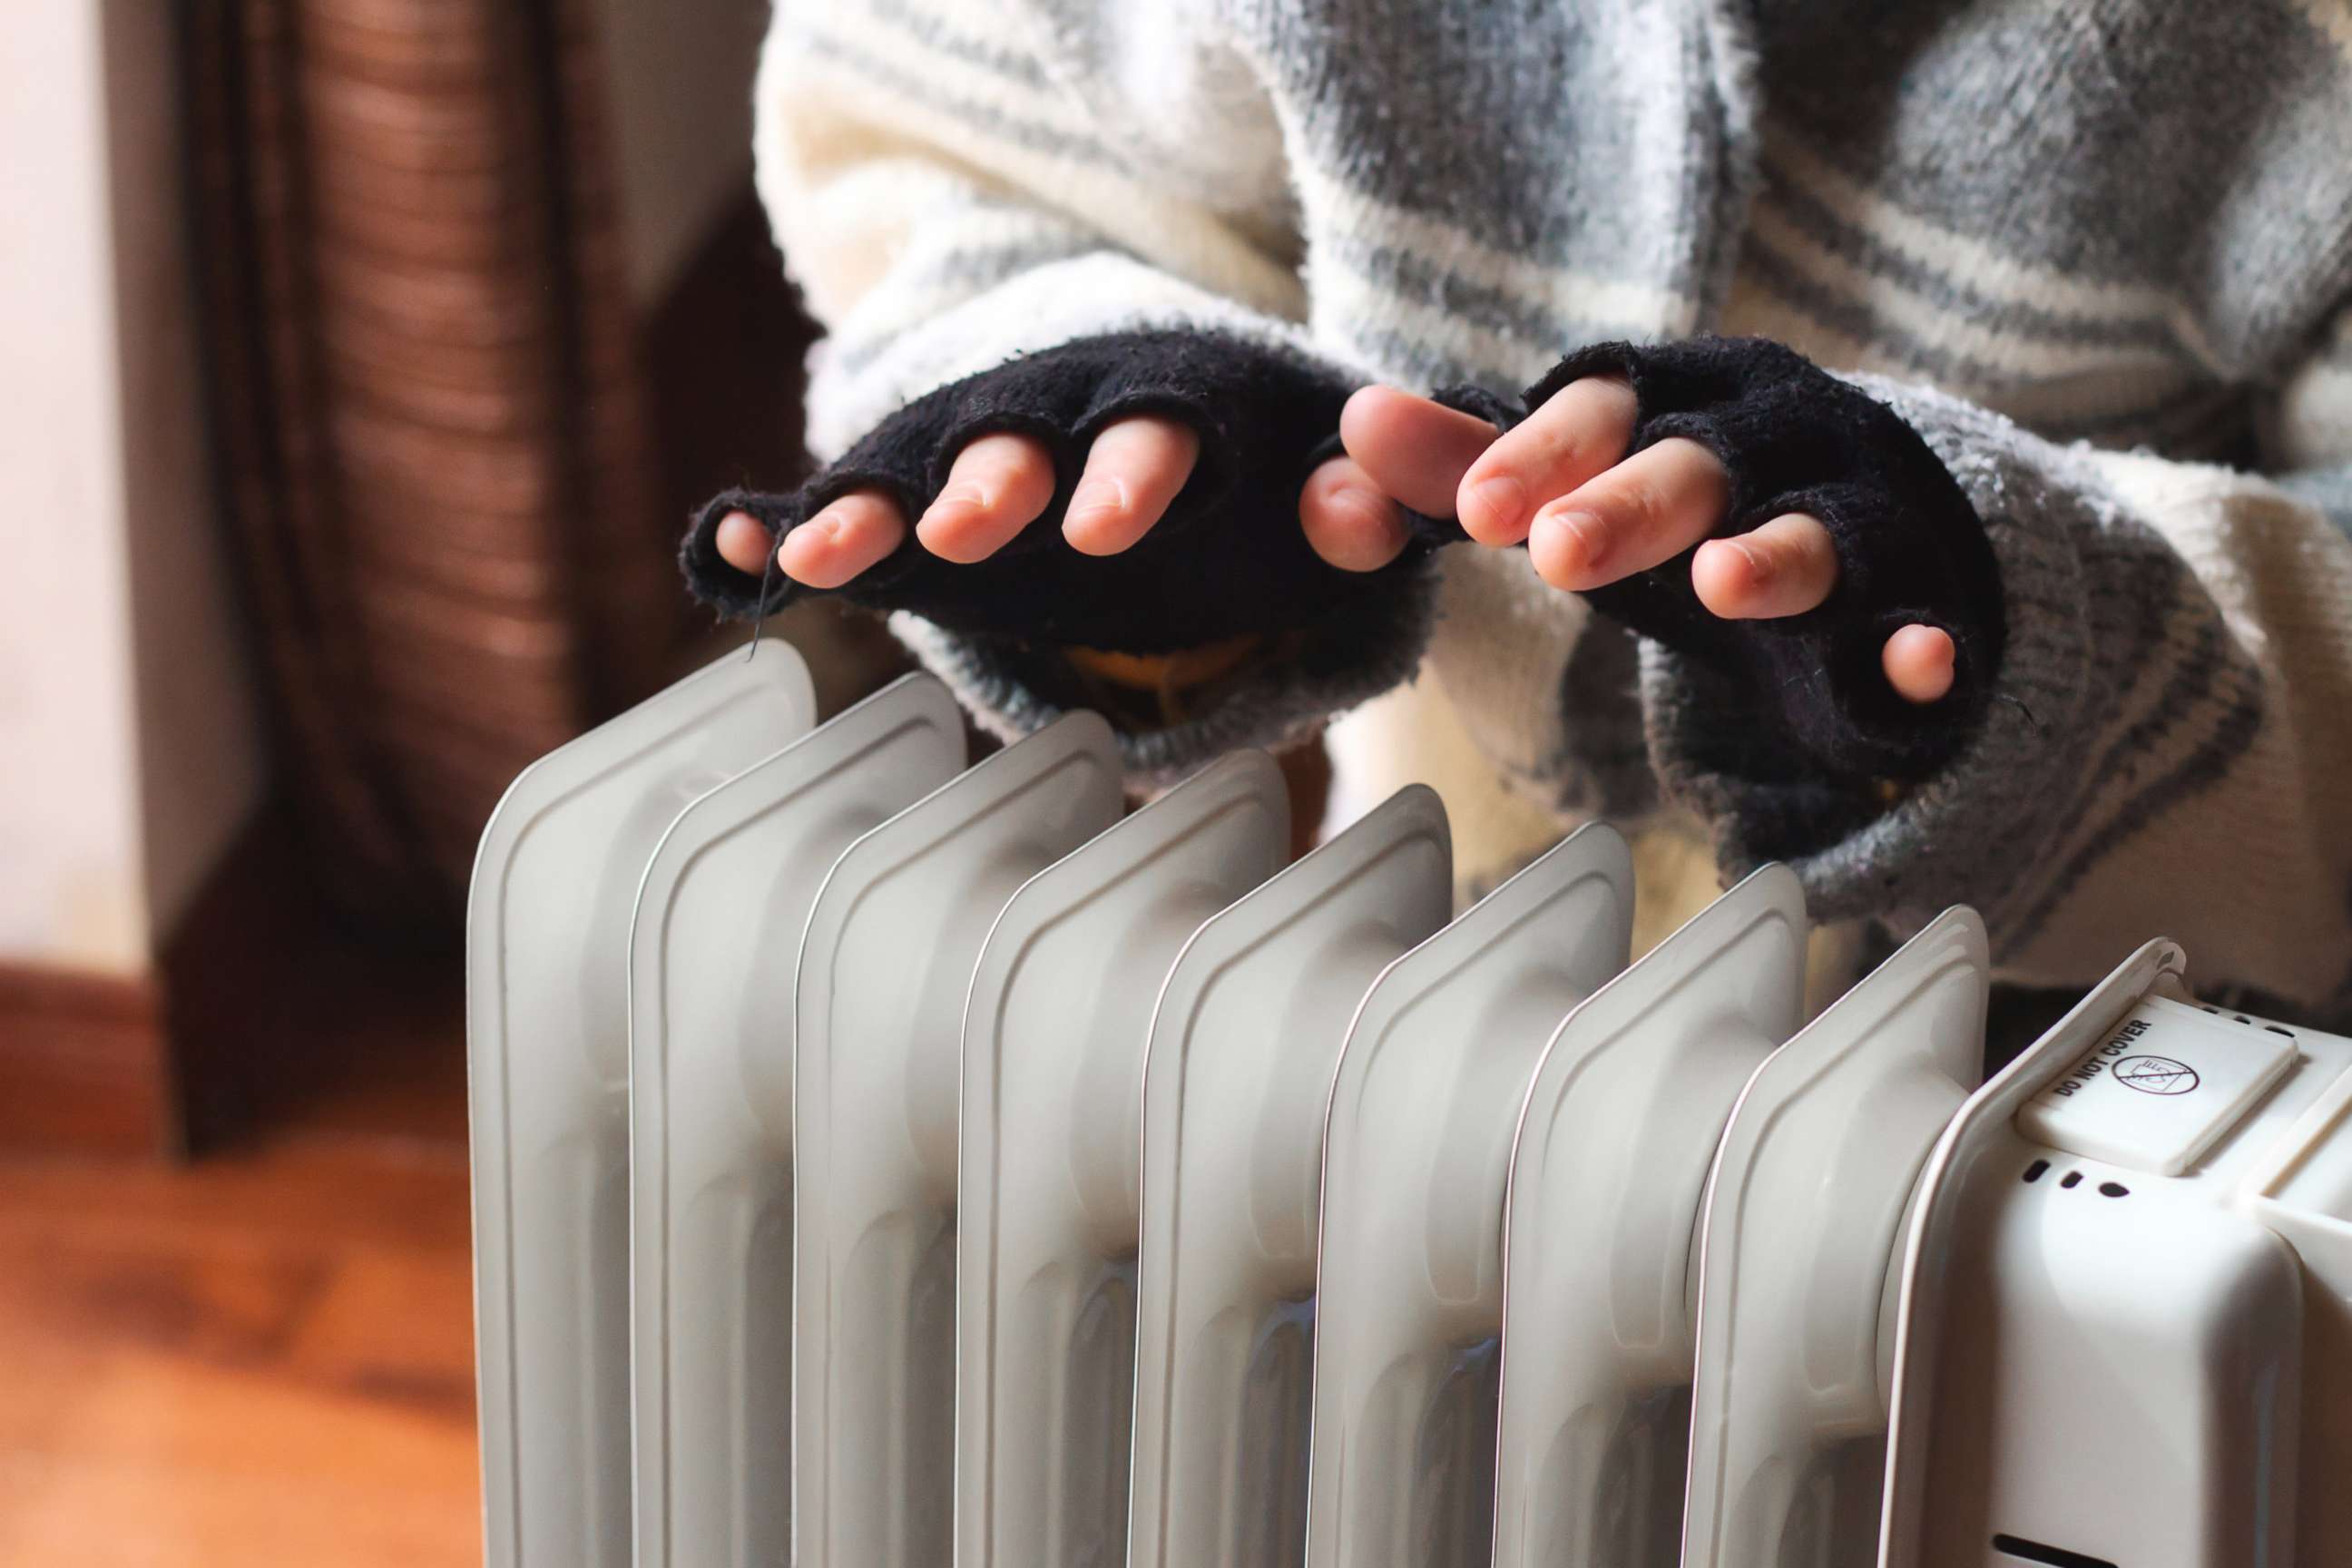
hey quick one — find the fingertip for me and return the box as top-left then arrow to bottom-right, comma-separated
1338,384 -> 1415,457
916,434 -> 1055,562
1884,622 -> 1957,704
1455,469 -> 1530,546
778,494 -> 905,588
1062,416 -> 1196,556
1062,475 -> 1136,555
1339,386 -> 1498,518
1526,506 -> 1604,591
713,510 -> 773,574
911,496 -> 983,562
1690,536 -> 1764,618
1299,458 -> 1408,572
776,510 -> 843,584
1696,513 -> 1837,622
1462,375 -> 1637,548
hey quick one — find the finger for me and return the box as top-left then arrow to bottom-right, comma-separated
1883,623 -> 1957,704
914,431 -> 1058,563
714,509 -> 774,574
1062,416 -> 1200,556
1298,455 -> 1409,572
1690,513 -> 1840,620
775,490 -> 907,589
1527,436 -> 1730,592
1339,385 -> 1505,518
1455,375 -> 1637,546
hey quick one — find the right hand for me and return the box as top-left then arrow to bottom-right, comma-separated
712,416 -> 1449,585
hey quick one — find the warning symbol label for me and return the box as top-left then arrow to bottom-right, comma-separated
2046,1016 -> 2158,1099
2113,1055 -> 2200,1095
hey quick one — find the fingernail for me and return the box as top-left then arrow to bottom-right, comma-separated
1466,475 -> 1525,534
1727,538 -> 1769,584
1066,475 -> 1126,524
789,510 -> 842,546
926,482 -> 987,523
1542,508 -> 1605,574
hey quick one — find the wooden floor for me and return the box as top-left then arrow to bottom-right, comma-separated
0,993 -> 477,1565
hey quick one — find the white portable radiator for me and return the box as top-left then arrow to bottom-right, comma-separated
466,642 -> 2352,1568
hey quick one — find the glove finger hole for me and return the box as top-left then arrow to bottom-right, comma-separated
681,485 -> 807,616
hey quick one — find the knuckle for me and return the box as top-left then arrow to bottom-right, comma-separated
1152,415 -> 1201,457
1566,376 -> 1636,436
1514,406 -> 1591,475
1528,428 -> 1592,485
1609,475 -> 1669,537
1583,374 -> 1638,411
1660,435 -> 1728,486
1102,415 -> 1194,465
1773,519 -> 1836,581
959,430 -> 1028,467
1092,418 -> 1154,457
1023,453 -> 1062,495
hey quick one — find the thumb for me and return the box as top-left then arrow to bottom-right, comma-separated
1339,386 -> 1499,518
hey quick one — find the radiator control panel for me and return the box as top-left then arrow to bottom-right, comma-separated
2016,995 -> 2298,1175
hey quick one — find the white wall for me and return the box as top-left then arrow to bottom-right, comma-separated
596,0 -> 767,303
0,3 -> 267,977
0,0 -> 764,979
0,4 -> 152,975
105,0 -> 267,946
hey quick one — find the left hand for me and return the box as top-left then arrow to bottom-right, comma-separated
1317,377 -> 1957,705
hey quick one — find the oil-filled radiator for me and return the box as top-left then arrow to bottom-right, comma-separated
466,641 -> 2352,1568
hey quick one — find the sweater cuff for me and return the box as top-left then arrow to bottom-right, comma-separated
1647,380 -> 2101,929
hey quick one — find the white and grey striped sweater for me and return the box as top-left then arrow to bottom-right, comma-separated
744,0 -> 2352,1020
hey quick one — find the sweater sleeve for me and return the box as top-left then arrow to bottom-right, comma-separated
700,0 -> 1438,782
1649,351 -> 2352,1020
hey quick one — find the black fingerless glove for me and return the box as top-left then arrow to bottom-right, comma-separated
681,330 -> 1446,654
1422,336 -> 2005,783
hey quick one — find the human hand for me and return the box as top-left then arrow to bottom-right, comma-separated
1328,364 -> 1959,705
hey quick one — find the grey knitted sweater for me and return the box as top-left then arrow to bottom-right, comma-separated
739,0 -> 2352,1019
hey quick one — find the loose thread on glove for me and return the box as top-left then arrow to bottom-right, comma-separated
745,534 -> 780,663
1994,691 -> 2041,730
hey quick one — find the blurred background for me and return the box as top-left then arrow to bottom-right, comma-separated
0,2 -> 906,1559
